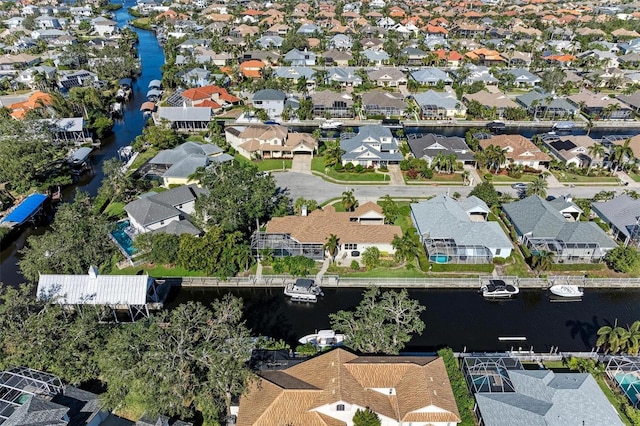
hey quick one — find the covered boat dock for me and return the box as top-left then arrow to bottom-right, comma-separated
0,193 -> 48,228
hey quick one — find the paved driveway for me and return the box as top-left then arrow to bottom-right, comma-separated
291,155 -> 312,173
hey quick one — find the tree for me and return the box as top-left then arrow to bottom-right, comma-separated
611,138 -> 634,173
379,194 -> 400,224
195,161 -> 285,234
469,180 -> 500,206
323,139 -> 344,167
597,320 -> 629,354
102,158 -> 134,203
324,234 -> 340,261
531,250 -> 553,273
526,176 -> 548,198
341,188 -> 358,212
293,197 -> 318,215
329,286 -> 426,354
604,246 -> 640,273
353,408 -> 381,426
133,124 -> 183,151
587,143 -> 606,169
361,247 -> 381,270
19,193 -> 115,281
540,68 -> 566,93
392,230 -> 420,265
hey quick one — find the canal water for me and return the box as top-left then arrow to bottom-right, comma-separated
165,287 -> 640,353
0,0 -> 164,285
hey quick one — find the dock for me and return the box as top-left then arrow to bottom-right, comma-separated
0,193 -> 49,229
170,275 -> 640,289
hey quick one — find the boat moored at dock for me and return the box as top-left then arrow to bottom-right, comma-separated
298,330 -> 345,348
284,278 -> 324,303
549,284 -> 584,299
481,279 -> 520,298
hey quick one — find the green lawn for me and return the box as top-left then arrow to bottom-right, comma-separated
103,202 -> 125,218
480,170 -> 542,183
552,170 -> 619,183
629,172 -> 640,183
127,148 -> 157,173
311,158 -> 387,182
503,250 -> 531,277
331,266 -> 427,278
406,173 -> 463,183
234,154 -> 292,171
596,377 -> 635,426
114,264 -> 207,277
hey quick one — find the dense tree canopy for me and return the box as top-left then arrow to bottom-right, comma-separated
605,246 -> 640,273
18,192 -> 115,281
330,286 -> 426,354
195,161 -> 287,234
469,180 -> 500,206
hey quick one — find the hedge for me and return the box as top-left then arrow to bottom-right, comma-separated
437,348 -> 476,425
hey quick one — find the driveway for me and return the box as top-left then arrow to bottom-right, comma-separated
387,165 -> 405,186
291,155 -> 312,173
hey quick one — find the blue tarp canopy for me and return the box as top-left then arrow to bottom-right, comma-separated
0,194 -> 48,225
148,79 -> 162,89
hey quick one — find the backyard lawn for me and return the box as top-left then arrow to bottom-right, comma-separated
127,148 -> 157,173
311,158 -> 388,182
115,264 -> 206,277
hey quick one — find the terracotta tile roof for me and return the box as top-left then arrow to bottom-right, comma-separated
466,48 -> 504,62
9,90 -> 52,120
480,135 -> 552,163
629,135 -> 640,159
239,60 -> 265,78
196,99 -> 222,109
265,203 -> 400,245
237,349 -> 461,426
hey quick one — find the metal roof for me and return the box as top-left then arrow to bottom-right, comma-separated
157,106 -> 211,122
0,194 -> 48,226
37,268 -> 151,306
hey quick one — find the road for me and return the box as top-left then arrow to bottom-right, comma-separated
274,171 -> 634,204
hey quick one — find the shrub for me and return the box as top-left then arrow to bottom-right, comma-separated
493,257 -> 507,265
420,167 -> 434,179
378,164 -> 388,172
484,173 -> 493,181
350,260 -> 360,270
345,162 -> 355,172
355,164 -> 364,173
605,246 -> 640,273
407,168 -> 420,179
334,162 -> 344,171
400,159 -> 412,171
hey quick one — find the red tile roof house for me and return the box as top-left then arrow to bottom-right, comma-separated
235,348 -> 461,425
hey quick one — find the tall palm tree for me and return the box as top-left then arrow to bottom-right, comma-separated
341,189 -> 358,212
597,320 -> 629,354
431,153 -> 446,173
626,321 -> 640,355
324,234 -> 340,261
461,170 -> 470,186
392,230 -> 420,265
446,154 -> 457,173
587,143 -> 606,170
531,250 -> 553,273
526,176 -> 548,198
323,140 -> 344,167
611,138 -> 634,173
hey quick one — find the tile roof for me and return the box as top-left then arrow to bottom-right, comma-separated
266,203 -> 399,245
237,349 -> 460,426
479,134 -> 551,163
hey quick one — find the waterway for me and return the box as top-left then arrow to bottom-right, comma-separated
0,0 -> 164,285
166,287 -> 640,353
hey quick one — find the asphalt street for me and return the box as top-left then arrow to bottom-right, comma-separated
274,171 -> 634,204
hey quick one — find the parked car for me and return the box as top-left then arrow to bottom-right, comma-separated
511,183 -> 528,191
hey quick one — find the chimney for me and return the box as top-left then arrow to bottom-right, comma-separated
302,205 -> 308,216
88,265 -> 98,278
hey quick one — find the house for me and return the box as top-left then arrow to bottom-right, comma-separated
255,35 -> 284,49
516,90 -> 577,119
180,67 -> 211,87
366,68 -> 407,87
362,49 -> 390,66
361,90 -> 407,117
255,204 -> 402,261
274,66 -> 315,87
340,125 -> 403,167
148,141 -> 232,187
568,90 -> 633,120
225,124 -> 317,159
322,49 -> 353,66
592,194 -> 640,248
413,90 -> 466,119
239,59 -> 265,78
407,133 -> 475,166
411,195 -> 513,263
400,46 -> 427,65
92,16 -> 117,36
499,69 -> 541,87
296,22 -> 322,35
628,134 -> 640,161
463,356 -> 624,426
312,90 -> 354,118
42,117 -> 92,145
325,67 -> 362,87
479,135 -> 551,170
124,184 -> 206,235
329,33 -> 352,50
454,65 -> 498,85
463,89 -> 519,118
0,366 -> 110,426
252,89 -> 286,118
284,48 -> 316,66
180,85 -> 240,109
542,135 -> 600,168
434,49 -> 464,68
57,70 -> 99,90
236,348 -> 460,425
502,196 -> 618,263
154,106 -> 212,131
410,68 -> 452,86
6,90 -> 52,120
465,48 -> 505,66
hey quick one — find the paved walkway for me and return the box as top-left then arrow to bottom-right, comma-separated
291,155 -> 312,173
387,165 -> 405,185
315,258 -> 331,283
617,171 -> 640,188
464,165 -> 482,188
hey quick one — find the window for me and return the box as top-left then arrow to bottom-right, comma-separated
160,220 -> 165,225
336,404 -> 345,411
496,248 -> 501,256
344,243 -> 357,250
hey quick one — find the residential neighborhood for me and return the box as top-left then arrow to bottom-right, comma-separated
1,0 -> 640,425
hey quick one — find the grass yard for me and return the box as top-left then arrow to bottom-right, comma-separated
103,201 -> 125,218
331,266 -> 427,278
479,170 -> 542,183
127,148 -> 157,173
406,173 -> 463,184
552,170 -> 619,183
596,377 -> 636,426
115,264 -> 206,277
629,172 -> 640,183
234,154 -> 292,171
503,250 -> 531,277
311,158 -> 387,182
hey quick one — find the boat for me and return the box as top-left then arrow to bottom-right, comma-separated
320,120 -> 343,130
480,279 -> 520,298
381,118 -> 403,129
298,330 -> 345,348
284,278 -> 323,303
486,120 -> 506,132
549,284 -> 583,298
553,121 -> 575,132
68,147 -> 93,176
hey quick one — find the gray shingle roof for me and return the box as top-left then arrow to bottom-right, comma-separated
253,89 -> 286,101
4,395 -> 68,426
340,125 -> 403,163
150,142 -> 223,166
410,68 -> 452,84
153,220 -> 202,236
162,155 -> 209,178
407,133 -> 475,162
125,197 -> 181,227
592,194 -> 640,239
413,90 -> 459,110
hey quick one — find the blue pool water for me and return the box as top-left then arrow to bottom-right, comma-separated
429,254 -> 450,264
615,374 -> 640,406
111,220 -> 137,257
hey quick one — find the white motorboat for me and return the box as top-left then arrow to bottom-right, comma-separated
284,278 -> 323,303
298,330 -> 345,348
320,120 -> 343,130
481,279 -> 520,298
549,284 -> 583,298
553,121 -> 575,132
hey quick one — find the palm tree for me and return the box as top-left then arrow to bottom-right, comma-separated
587,143 -> 606,168
392,231 -> 420,265
531,250 -> 553,274
67,87 -> 101,119
341,189 -> 358,212
526,176 -> 548,198
431,153 -> 446,173
323,140 -> 344,167
462,170 -> 470,186
597,320 -> 629,354
611,138 -> 634,173
324,234 -> 340,261
446,154 -> 457,173
626,321 -> 640,355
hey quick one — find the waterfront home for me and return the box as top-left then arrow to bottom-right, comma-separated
148,141 -> 232,187
41,117 -> 92,145
153,106 -> 211,131
325,67 -> 363,87
502,195 -> 618,263
478,135 -> 552,170
407,133 -> 475,166
592,194 -> 640,248
283,48 -> 316,66
179,85 -> 240,109
235,348 -> 461,425
463,89 -> 519,119
225,124 -> 317,159
361,90 -> 407,118
412,90 -> 466,120
252,89 -> 286,119
411,195 -> 513,264
542,135 -> 601,168
124,184 -> 205,236
454,65 -> 498,86
312,90 -> 354,118
515,90 -> 578,119
463,356 -> 623,426
362,49 -> 390,66
254,202 -> 400,261
340,125 -> 403,168
57,70 -> 99,90
499,68 -> 541,87
409,67 -> 453,86
366,68 -> 407,87
5,90 -> 52,119
568,89 -> 634,120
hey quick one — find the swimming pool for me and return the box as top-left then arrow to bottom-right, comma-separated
429,254 -> 450,264
111,220 -> 137,257
615,373 -> 640,406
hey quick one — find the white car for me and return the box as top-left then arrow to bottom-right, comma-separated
511,183 -> 528,191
